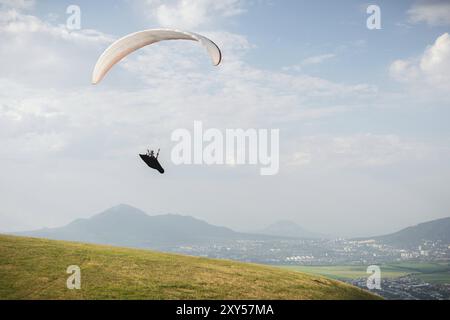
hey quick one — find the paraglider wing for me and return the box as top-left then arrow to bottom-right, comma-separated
92,29 -> 222,84
139,154 -> 165,174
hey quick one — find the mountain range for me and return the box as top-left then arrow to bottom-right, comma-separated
15,204 -> 450,249
16,204 -> 276,249
358,216 -> 450,248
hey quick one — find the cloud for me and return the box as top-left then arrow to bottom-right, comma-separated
0,3 -> 378,167
390,33 -> 450,90
0,0 -> 34,10
283,53 -> 336,72
288,134 -> 431,169
420,33 -> 450,84
408,0 -> 450,26
119,32 -> 376,129
0,9 -> 113,43
0,20 -> 377,177
389,59 -> 419,82
143,0 -> 246,29
301,53 -> 336,66
0,9 -> 114,87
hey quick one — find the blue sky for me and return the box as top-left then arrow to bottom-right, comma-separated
0,0 -> 449,237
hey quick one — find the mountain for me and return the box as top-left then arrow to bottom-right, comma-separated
258,220 -> 325,239
358,217 -> 450,248
0,234 -> 378,299
16,204 -> 273,249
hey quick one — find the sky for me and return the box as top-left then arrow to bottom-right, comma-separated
0,0 -> 449,237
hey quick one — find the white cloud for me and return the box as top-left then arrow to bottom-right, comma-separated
143,0 -> 246,29
420,33 -> 450,84
302,53 -> 336,66
0,9 -> 113,43
0,9 -> 114,87
283,53 -> 336,72
288,134 -> 431,169
390,33 -> 450,89
389,59 -> 419,82
0,5 -> 379,175
408,0 -> 450,26
0,5 -> 377,165
119,33 -> 376,129
0,0 -> 34,10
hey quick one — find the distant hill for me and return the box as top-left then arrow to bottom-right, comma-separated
258,220 -> 325,239
358,217 -> 450,248
16,204 -> 275,249
0,235 -> 378,299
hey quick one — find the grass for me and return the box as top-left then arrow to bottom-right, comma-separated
414,272 -> 450,284
279,262 -> 450,284
281,265 -> 409,280
388,262 -> 450,284
0,235 -> 378,300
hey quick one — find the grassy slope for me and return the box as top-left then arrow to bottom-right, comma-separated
0,235 -> 378,300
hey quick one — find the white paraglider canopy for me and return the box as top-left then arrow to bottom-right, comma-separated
92,29 -> 222,84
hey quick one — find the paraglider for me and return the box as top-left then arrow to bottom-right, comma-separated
91,29 -> 222,174
139,149 -> 164,174
91,29 -> 222,84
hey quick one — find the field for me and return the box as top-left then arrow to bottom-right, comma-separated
0,235 -> 378,300
280,262 -> 450,284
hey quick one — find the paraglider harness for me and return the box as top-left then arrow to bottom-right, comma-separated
139,148 -> 164,174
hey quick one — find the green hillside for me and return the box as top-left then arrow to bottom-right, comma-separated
0,234 -> 378,300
